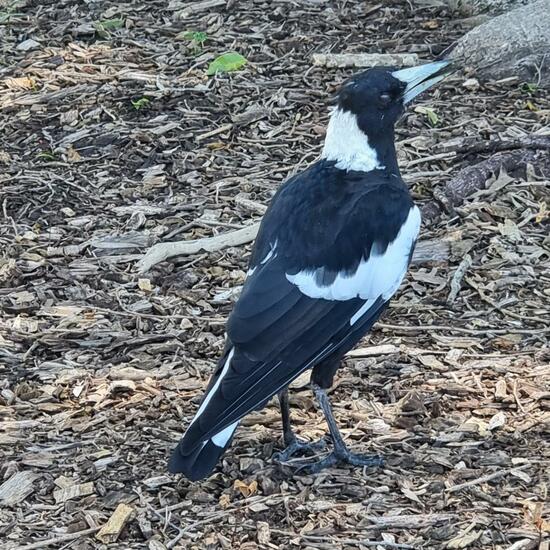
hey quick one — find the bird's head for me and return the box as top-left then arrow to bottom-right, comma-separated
322,60 -> 452,174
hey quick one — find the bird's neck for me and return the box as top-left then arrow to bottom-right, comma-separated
321,109 -> 400,177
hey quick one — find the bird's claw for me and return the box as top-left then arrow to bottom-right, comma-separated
285,450 -> 384,474
272,437 -> 327,463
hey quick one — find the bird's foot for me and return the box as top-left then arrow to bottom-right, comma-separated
272,436 -> 327,463
288,445 -> 384,474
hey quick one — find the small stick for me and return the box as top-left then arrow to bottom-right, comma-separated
136,223 -> 259,273
14,527 -> 99,550
447,254 -> 472,304
445,464 -> 530,493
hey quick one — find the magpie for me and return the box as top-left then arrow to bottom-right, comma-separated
169,60 -> 451,481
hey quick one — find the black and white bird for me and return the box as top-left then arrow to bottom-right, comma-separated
169,60 -> 451,481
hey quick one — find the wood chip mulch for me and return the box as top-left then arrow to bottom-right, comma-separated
0,1 -> 549,549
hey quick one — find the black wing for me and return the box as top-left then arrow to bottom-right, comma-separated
177,162 -> 418,450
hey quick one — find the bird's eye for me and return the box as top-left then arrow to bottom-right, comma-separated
379,92 -> 392,105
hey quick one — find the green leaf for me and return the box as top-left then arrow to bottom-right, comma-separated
206,52 -> 247,76
521,82 -> 538,95
178,30 -> 207,43
414,105 -> 439,127
37,151 -> 56,161
100,18 -> 124,30
94,18 -> 124,38
131,97 -> 150,110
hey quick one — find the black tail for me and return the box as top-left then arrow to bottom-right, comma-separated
168,435 -> 235,481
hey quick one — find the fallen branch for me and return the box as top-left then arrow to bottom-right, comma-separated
136,231 -> 451,274
136,224 -> 259,273
424,149 -> 550,221
312,53 -> 420,68
455,135 -> 550,156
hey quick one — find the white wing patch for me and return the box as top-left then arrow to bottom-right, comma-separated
286,206 -> 421,302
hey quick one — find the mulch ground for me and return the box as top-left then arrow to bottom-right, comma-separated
1,1 -> 549,549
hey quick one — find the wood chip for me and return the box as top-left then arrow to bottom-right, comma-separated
494,379 -> 508,399
53,481 -> 95,503
96,503 -> 134,544
0,471 -> 40,506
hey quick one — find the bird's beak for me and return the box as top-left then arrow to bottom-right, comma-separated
392,60 -> 452,104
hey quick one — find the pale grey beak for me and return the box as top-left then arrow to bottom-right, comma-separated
392,61 -> 451,104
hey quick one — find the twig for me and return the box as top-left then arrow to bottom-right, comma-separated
445,464 -> 530,493
14,527 -> 99,550
376,323 -> 550,335
447,253 -> 472,304
270,528 -> 416,548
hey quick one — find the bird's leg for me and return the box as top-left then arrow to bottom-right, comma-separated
293,384 -> 383,473
272,390 -> 326,462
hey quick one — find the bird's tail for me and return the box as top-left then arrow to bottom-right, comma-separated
168,421 -> 239,481
168,348 -> 240,481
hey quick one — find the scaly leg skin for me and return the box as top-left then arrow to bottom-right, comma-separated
292,385 -> 384,474
272,390 -> 327,463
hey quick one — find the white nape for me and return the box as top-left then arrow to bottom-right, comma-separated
286,206 -> 421,301
321,107 -> 383,173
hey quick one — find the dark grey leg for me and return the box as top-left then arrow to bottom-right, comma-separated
272,390 -> 327,462
306,384 -> 384,472
279,389 -> 296,447
283,385 -> 384,474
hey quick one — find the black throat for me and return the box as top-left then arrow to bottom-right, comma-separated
364,127 -> 400,178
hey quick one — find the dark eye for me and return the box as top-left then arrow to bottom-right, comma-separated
379,92 -> 392,105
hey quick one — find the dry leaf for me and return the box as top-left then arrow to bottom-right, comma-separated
66,146 -> 81,162
219,493 -> 231,508
233,479 -> 258,498
446,530 -> 482,548
488,411 -> 506,431
522,500 -> 550,532
5,76 -> 36,90
138,278 -> 152,291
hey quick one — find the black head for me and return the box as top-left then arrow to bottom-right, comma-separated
322,61 -> 451,174
337,67 -> 407,139
336,61 -> 451,139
